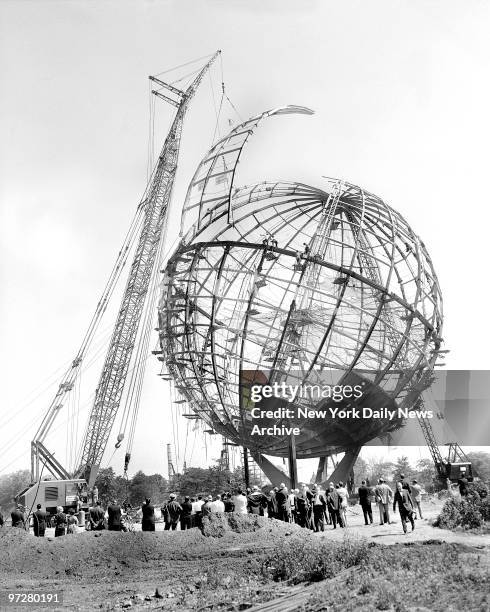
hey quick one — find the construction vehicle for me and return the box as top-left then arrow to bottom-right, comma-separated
417,397 -> 474,484
16,52 -> 221,519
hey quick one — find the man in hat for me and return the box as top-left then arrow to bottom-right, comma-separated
247,485 -> 268,516
181,496 -> 193,530
165,493 -> 182,530
275,483 -> 290,522
141,498 -> 155,532
32,503 -> 47,537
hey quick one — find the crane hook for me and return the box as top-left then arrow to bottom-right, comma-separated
115,433 -> 124,449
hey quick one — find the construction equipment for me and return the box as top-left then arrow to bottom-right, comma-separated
18,52 -> 220,514
417,401 -> 474,483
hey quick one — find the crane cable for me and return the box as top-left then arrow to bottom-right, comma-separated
0,324 -> 116,467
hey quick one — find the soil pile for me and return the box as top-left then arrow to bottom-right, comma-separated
201,513 -> 303,537
0,526 -> 206,579
0,516 -> 300,581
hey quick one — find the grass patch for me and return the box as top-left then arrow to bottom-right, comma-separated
261,535 -> 371,584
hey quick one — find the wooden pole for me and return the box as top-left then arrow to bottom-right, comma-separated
243,447 -> 250,489
288,434 -> 297,490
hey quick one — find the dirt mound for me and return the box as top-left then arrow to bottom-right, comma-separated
0,518 -> 302,580
201,513 -> 303,537
0,526 -> 206,579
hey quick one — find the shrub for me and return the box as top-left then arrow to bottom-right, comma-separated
435,487 -> 489,530
468,481 -> 488,499
261,535 -> 370,584
479,498 -> 490,521
435,498 -> 463,529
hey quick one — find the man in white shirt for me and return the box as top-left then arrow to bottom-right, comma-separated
232,490 -> 248,514
192,495 -> 205,528
336,482 -> 349,527
411,479 -> 423,518
211,494 -> 225,513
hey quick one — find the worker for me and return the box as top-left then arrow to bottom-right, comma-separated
181,496 -> 193,530
201,495 -> 213,519
411,480 -> 423,519
275,483 -> 290,522
326,482 -> 343,529
33,503 -> 47,537
358,480 -> 373,526
267,488 -> 278,519
458,476 -> 469,497
141,498 -> 155,532
11,505 -> 26,530
53,506 -> 67,537
66,508 -> 78,534
336,481 -> 349,527
165,493 -> 182,530
107,499 -> 122,531
231,489 -> 248,515
223,493 -> 235,513
89,501 -> 106,530
247,485 -> 268,516
288,489 -> 297,523
91,485 -> 99,505
160,501 -> 170,530
393,482 -> 415,534
398,473 -> 412,494
296,484 -> 312,528
212,494 -> 225,513
191,495 -> 204,528
375,478 -> 393,525
310,485 -> 327,532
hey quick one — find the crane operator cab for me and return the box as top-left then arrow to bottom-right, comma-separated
16,478 -> 89,517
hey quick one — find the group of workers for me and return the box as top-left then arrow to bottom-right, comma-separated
0,473 -> 424,536
357,475 -> 423,534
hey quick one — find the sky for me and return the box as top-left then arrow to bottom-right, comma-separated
1,0 -> 489,483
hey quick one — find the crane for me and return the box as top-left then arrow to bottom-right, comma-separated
416,397 -> 474,483
19,51 -> 220,515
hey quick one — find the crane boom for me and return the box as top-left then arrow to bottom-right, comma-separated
76,51 -> 220,486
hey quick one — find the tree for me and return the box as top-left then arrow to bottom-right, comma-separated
129,471 -> 167,506
415,458 -> 437,490
366,457 -> 395,485
466,452 -> 490,483
353,456 -> 369,485
0,470 -> 31,512
94,467 -> 127,505
392,456 -> 416,483
170,462 -> 263,498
